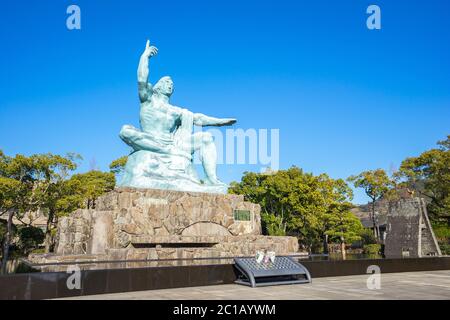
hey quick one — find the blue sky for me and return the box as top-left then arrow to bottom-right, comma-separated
1,0 -> 449,204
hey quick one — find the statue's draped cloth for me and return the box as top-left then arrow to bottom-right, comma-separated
119,109 -> 226,193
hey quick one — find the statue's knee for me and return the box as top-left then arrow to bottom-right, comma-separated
119,125 -> 134,140
202,132 -> 214,144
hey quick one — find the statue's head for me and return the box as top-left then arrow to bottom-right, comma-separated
154,76 -> 174,97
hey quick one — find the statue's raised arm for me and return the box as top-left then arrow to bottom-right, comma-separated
193,113 -> 237,127
137,40 -> 158,103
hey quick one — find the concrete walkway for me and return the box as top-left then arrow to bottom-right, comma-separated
59,270 -> 450,300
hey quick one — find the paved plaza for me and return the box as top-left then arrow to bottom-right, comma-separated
60,270 -> 450,300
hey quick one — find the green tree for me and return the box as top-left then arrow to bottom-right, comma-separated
230,167 -> 317,246
37,153 -> 80,252
17,226 -> 45,255
109,156 -> 128,176
0,219 -> 17,256
261,212 -> 287,236
0,152 -> 61,273
324,204 -> 363,259
359,227 -> 378,245
1,151 -> 117,267
69,171 -> 116,209
311,175 -> 355,254
40,169 -> 115,252
395,135 -> 450,222
348,169 -> 394,242
230,167 -> 360,254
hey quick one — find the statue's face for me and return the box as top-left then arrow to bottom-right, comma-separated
155,76 -> 174,96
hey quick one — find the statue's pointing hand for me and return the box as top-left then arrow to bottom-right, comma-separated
219,118 -> 237,126
144,40 -> 158,58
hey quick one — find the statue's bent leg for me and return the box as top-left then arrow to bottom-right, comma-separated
192,132 -> 223,185
120,125 -> 171,154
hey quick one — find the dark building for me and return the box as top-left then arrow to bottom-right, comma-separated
384,198 -> 441,258
352,195 -> 442,258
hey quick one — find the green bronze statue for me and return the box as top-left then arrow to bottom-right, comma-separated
119,40 -> 236,193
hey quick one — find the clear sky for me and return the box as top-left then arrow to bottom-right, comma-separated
1,0 -> 449,204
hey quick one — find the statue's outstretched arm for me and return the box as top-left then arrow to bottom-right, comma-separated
137,40 -> 158,102
193,113 -> 237,127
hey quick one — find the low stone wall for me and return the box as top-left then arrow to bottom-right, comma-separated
30,235 -> 299,266
56,188 -> 263,255
36,188 -> 298,263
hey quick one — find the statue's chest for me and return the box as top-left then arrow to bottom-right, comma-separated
140,103 -> 178,127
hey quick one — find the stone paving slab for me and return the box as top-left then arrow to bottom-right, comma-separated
57,270 -> 450,300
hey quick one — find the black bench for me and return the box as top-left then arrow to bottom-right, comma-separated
234,256 -> 311,287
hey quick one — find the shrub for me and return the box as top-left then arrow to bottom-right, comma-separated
431,222 -> 450,255
261,212 -> 286,236
17,226 -> 45,255
363,244 -> 381,255
360,228 -> 378,245
439,244 -> 450,255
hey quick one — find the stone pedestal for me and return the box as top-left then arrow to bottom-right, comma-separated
30,188 -> 298,264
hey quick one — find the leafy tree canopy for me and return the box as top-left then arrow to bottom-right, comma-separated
229,166 -> 362,251
68,170 -> 116,210
395,135 -> 450,221
17,226 -> 45,255
109,156 -> 128,175
348,169 -> 394,202
0,151 -> 116,263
